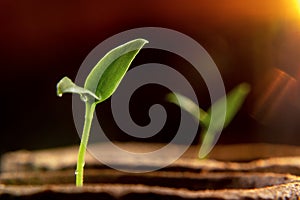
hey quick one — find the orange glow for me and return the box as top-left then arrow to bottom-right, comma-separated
297,0 -> 300,14
167,0 -> 300,23
291,0 -> 300,19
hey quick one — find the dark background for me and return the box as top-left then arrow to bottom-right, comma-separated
1,0 -> 300,156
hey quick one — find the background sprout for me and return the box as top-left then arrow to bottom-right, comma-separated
167,83 -> 251,159
56,39 -> 148,187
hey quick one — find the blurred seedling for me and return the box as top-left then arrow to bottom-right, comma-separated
166,83 -> 250,158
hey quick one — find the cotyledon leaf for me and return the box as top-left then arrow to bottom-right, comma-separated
199,83 -> 250,158
166,93 -> 208,126
84,38 -> 148,103
204,82 -> 251,129
57,77 -> 100,102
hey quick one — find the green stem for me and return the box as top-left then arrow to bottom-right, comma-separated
76,102 -> 95,187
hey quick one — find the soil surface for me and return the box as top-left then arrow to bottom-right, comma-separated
1,143 -> 300,199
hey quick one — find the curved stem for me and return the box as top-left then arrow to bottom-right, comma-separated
76,102 -> 96,187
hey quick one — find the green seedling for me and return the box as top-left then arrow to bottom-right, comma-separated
56,39 -> 148,187
166,83 -> 250,159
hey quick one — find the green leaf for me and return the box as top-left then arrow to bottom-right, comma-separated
199,83 -> 251,158
84,38 -> 148,103
205,82 -> 251,129
56,77 -> 100,102
166,93 -> 208,125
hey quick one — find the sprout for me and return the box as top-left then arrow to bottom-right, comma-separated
167,83 -> 250,158
56,39 -> 148,186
